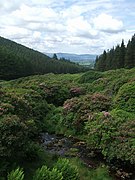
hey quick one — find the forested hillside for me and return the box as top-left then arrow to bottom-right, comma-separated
0,68 -> 135,179
0,36 -> 87,80
95,34 -> 135,71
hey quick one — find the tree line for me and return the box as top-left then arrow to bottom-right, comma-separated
0,36 -> 87,80
95,34 -> 135,71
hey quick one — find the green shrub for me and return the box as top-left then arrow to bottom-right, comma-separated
7,167 -> 24,180
54,158 -> 79,180
79,70 -> 102,83
70,87 -> 86,97
49,168 -> 63,180
114,81 -> 135,112
62,93 -> 111,134
43,106 -> 64,133
33,166 -> 50,180
91,166 -> 112,180
33,165 -> 63,180
85,110 -> 135,164
39,84 -> 70,106
24,142 -> 45,161
0,115 -> 28,158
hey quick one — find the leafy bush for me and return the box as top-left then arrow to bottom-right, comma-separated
62,93 -> 111,134
85,110 -> 135,164
33,165 -> 63,180
54,158 -> 79,180
0,115 -> 28,159
70,87 -> 86,97
1,68 -> 135,178
114,81 -> 135,112
39,84 -> 70,106
33,166 -> 50,180
7,167 -> 24,180
79,70 -> 102,83
49,168 -> 63,180
43,106 -> 65,133
24,142 -> 45,161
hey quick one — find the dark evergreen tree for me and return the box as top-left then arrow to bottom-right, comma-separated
95,50 -> 107,71
52,53 -> 58,60
106,47 -> 115,70
112,45 -> 121,69
118,39 -> 126,68
125,35 -> 135,68
94,34 -> 135,71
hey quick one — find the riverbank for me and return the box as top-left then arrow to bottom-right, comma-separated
41,133 -> 134,180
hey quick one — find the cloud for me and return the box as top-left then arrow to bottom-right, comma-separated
0,26 -> 31,39
0,0 -> 21,13
67,16 -> 98,38
12,4 -> 57,22
0,0 -> 134,54
93,13 -> 124,33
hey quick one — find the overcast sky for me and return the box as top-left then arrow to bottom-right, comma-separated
0,0 -> 134,54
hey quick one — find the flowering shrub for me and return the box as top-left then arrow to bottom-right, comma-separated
63,97 -> 82,113
0,115 -> 28,158
39,84 -> 70,106
85,110 -> 135,164
70,87 -> 85,97
90,93 -> 111,111
0,103 -> 14,115
62,93 -> 111,133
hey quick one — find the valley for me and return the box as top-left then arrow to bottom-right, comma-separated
0,69 -> 135,179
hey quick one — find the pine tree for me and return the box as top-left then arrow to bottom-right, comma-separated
94,34 -> 135,71
95,50 -> 107,71
119,39 -> 126,68
125,34 -> 135,68
53,53 -> 58,60
112,45 -> 121,69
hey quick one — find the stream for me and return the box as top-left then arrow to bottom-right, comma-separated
41,133 -> 134,180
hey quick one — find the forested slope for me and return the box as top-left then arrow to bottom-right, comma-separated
95,34 -> 135,71
0,36 -> 86,80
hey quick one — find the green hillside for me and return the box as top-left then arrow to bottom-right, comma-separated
0,67 -> 135,179
0,36 -> 87,80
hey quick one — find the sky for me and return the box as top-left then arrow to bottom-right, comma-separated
0,0 -> 135,55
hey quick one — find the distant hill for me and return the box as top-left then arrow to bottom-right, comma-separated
0,36 -> 87,80
46,53 -> 96,62
46,53 -> 96,69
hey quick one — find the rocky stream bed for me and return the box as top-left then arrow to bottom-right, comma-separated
41,133 -> 135,180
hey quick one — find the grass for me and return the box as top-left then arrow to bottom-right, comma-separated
69,157 -> 112,180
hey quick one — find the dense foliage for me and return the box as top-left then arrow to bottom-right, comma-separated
7,168 -> 24,180
0,36 -> 87,80
95,34 -> 135,71
54,158 -> 79,180
42,68 -> 135,166
7,158 -> 78,180
0,67 -> 135,179
33,165 -> 63,180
